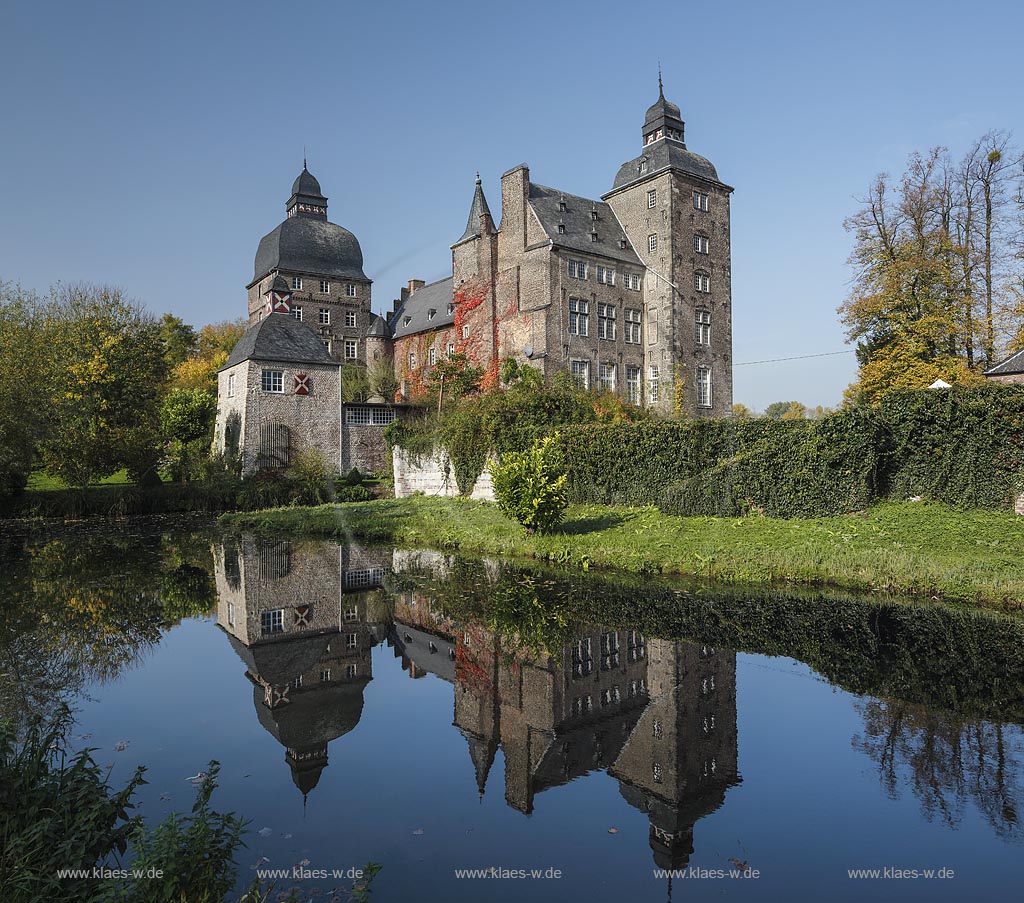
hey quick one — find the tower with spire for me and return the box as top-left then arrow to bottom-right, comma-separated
603,77 -> 735,416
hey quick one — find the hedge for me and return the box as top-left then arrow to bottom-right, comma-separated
386,385 -> 1024,517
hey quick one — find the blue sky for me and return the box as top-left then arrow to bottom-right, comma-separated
2,0 -> 1021,409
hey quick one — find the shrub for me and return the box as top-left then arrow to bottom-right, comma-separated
491,436 -> 568,534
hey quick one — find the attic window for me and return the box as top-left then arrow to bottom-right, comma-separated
558,223 -> 566,234
428,309 -> 436,320
590,230 -> 599,242
447,302 -> 455,315
619,238 -> 628,249
558,197 -> 567,212
638,159 -> 648,175
591,209 -> 598,221
403,315 -> 412,326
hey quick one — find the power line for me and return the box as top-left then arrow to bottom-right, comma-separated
735,349 -> 855,367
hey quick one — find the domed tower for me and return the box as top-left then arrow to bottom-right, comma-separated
603,79 -> 734,418
247,165 -> 374,366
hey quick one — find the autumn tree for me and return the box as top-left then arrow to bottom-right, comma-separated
840,137 -> 1023,404
168,319 -> 247,393
39,284 -> 168,486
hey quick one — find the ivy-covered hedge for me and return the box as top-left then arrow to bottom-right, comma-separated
881,385 -> 1024,509
388,384 -> 1024,516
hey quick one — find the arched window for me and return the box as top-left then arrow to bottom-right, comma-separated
258,423 -> 291,468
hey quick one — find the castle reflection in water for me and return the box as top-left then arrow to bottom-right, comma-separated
214,539 -> 740,870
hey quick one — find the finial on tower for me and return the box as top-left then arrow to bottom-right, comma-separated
475,171 -> 481,185
303,147 -> 307,170
658,63 -> 664,98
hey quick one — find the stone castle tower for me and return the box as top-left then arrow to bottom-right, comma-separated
603,79 -> 734,416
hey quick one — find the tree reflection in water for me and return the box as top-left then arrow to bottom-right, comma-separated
854,699 -> 1022,841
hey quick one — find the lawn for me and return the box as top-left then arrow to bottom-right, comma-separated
221,497 -> 1024,609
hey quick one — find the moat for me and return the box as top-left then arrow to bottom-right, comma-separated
1,519 -> 1021,902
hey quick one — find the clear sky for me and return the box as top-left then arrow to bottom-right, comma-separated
2,0 -> 1021,410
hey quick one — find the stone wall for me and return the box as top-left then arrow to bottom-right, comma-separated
392,447 -> 496,500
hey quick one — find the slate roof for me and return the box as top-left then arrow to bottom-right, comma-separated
223,313 -> 338,369
389,276 -> 455,339
290,166 -> 325,200
528,183 -> 642,266
607,140 -> 726,195
253,215 -> 368,284
366,312 -> 391,338
453,175 -> 493,247
984,348 -> 1024,376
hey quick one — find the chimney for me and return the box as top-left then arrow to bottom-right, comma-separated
408,279 -> 425,294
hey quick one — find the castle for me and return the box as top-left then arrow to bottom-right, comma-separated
215,83 -> 733,473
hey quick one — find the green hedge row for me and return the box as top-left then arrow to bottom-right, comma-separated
559,386 -> 1024,516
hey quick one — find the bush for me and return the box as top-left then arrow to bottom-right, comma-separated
491,436 -> 568,535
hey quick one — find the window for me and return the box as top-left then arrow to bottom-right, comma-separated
344,606 -> 358,621
345,664 -> 358,678
693,191 -> 709,211
568,298 -> 589,336
345,310 -> 357,328
292,305 -> 303,322
647,188 -> 657,208
320,279 -> 330,293
629,677 -> 647,697
408,351 -> 417,369
428,347 -> 436,366
261,369 -> 283,393
703,715 -> 716,734
597,266 -> 616,285
624,308 -> 642,344
590,230 -> 599,242
322,339 -> 332,354
601,687 -> 621,706
648,306 -> 659,344
626,366 -> 641,403
597,303 -> 616,340
462,325 -> 469,339
600,632 -> 619,669
227,602 -> 235,626
558,223 -> 566,234
344,566 -> 386,587
447,302 -> 455,315
261,609 -> 284,634
694,272 -> 710,294
599,362 -> 616,392
627,631 -> 646,662
570,359 -> 590,390
321,669 -> 331,681
447,342 -> 455,357
345,340 -> 358,359
653,762 -> 663,783
427,308 -> 436,321
648,365 -> 660,404
319,307 -> 331,324
625,273 -> 642,292
291,276 -> 302,290
572,695 -> 593,716
227,373 -> 235,397
572,638 -> 593,678
345,283 -> 356,297
697,367 -> 712,408
346,407 -> 372,425
291,675 -> 303,690
694,233 -> 709,255
647,233 -> 658,253
568,259 -> 587,279
345,633 -> 358,651
695,309 -> 711,346
638,158 -> 648,174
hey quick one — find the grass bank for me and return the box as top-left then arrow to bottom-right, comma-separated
221,498 -> 1024,609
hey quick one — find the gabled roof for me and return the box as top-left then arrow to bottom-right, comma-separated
390,277 -> 455,340
984,347 -> 1024,377
223,313 -> 338,369
528,183 -> 642,266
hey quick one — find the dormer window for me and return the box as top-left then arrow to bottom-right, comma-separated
403,315 -> 412,327
558,222 -> 566,234
590,230 -> 598,242
427,308 -> 436,320
639,158 -> 648,174
447,302 -> 455,315
558,197 -> 567,212
591,209 -> 598,221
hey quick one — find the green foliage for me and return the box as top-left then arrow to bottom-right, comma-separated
157,313 -> 198,372
881,384 -> 1024,508
764,401 -> 797,419
341,362 -> 370,403
0,707 -> 144,902
429,352 -> 484,401
103,764 -> 246,903
40,284 -> 168,487
491,436 -> 568,534
161,389 -> 217,445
